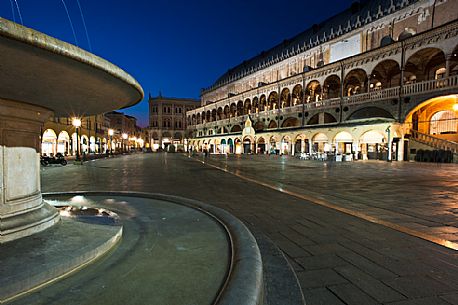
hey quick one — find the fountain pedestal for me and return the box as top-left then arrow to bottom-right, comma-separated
0,99 -> 59,242
0,17 -> 143,243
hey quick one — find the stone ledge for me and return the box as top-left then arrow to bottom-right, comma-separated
42,191 -> 265,305
0,214 -> 122,303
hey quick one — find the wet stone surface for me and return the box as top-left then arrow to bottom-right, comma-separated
41,153 -> 458,305
8,194 -> 229,305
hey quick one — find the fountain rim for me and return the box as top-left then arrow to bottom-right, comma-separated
0,17 -> 144,109
43,191 -> 264,305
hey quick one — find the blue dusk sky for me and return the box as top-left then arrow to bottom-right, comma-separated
0,0 -> 353,126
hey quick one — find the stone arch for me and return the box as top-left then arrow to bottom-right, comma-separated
333,131 -> 353,143
307,112 -> 337,125
230,103 -> 237,117
344,69 -> 368,96
41,129 -> 57,155
259,94 -> 267,111
57,130 -> 70,155
252,97 -> 259,112
234,138 -> 242,154
253,121 -> 265,131
267,91 -> 278,110
244,98 -> 252,114
280,88 -> 291,108
398,27 -> 416,41
256,136 -> 266,153
348,107 -> 394,120
305,80 -> 321,103
323,75 -> 341,99
211,109 -> 217,121
224,105 -> 230,118
359,129 -> 388,160
242,135 -> 254,154
281,117 -> 300,128
370,59 -> 401,90
236,100 -> 244,116
405,95 -> 458,140
281,135 -> 292,155
268,120 -> 278,129
405,47 -> 446,83
231,125 -> 242,133
311,132 -> 329,153
292,84 -> 303,105
430,110 -> 457,135
333,131 -> 354,155
217,107 -> 223,120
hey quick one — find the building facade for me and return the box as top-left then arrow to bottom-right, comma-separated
41,111 -> 146,156
149,95 -> 200,151
41,114 -> 110,156
105,111 -> 146,151
186,0 -> 458,161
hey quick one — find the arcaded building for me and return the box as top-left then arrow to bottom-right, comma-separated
186,0 -> 458,161
42,114 -> 110,156
149,95 -> 200,151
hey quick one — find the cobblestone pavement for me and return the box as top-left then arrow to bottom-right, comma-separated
41,154 -> 458,305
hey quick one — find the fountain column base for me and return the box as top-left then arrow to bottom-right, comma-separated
0,98 -> 60,243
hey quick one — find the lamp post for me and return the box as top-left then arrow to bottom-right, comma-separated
122,133 -> 128,153
72,118 -> 82,161
108,129 -> 114,155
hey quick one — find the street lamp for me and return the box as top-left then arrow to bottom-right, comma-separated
72,118 -> 82,161
122,133 -> 128,152
108,129 -> 114,155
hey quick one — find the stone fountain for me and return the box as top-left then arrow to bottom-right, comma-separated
0,17 -> 143,243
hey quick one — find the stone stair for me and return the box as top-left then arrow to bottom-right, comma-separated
409,129 -> 457,163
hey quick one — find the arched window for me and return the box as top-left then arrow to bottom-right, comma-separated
430,110 -> 457,134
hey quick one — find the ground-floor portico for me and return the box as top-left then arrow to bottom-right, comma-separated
190,120 -> 406,161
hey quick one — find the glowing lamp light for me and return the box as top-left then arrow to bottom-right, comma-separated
122,133 -> 128,140
453,103 -> 458,112
108,129 -> 114,136
72,118 -> 82,127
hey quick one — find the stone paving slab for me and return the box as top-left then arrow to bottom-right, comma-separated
41,154 -> 458,305
199,155 -> 458,250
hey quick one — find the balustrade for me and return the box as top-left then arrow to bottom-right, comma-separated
411,129 -> 458,154
403,75 -> 458,96
190,76 -> 458,130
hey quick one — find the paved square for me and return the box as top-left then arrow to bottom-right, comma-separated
41,154 -> 458,305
